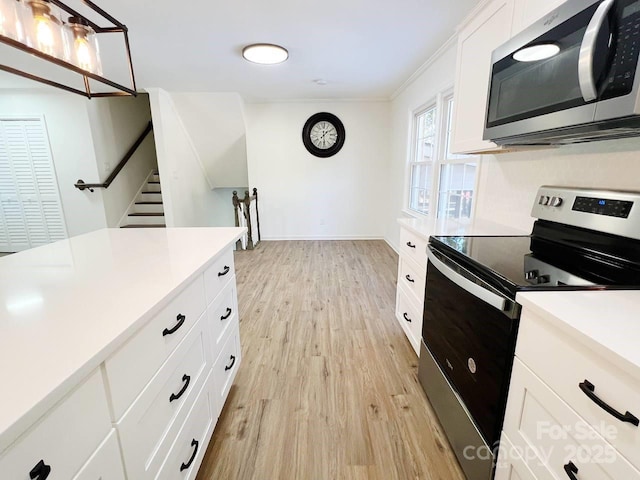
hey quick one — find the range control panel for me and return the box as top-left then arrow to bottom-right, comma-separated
531,186 -> 640,241
572,196 -> 634,218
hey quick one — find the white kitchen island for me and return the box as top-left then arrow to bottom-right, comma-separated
0,227 -> 245,479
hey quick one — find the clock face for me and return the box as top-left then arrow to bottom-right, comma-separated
302,112 -> 345,157
310,121 -> 338,149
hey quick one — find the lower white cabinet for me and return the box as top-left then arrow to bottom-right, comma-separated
395,225 -> 427,355
497,307 -> 640,480
0,241 -> 242,480
0,369 -> 112,480
72,430 -> 126,480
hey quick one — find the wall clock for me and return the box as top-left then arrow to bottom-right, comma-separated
302,112 -> 346,158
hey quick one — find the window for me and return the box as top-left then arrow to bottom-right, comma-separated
407,92 -> 478,219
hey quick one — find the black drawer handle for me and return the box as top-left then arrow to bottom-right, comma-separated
218,266 -> 230,277
403,312 -> 412,323
169,374 -> 191,403
579,380 -> 639,426
220,307 -> 232,320
162,314 -> 186,337
564,461 -> 578,480
405,274 -> 415,283
179,438 -> 199,472
29,460 -> 51,480
225,354 -> 236,371
406,241 -> 416,248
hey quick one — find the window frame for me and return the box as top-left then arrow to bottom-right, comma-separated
404,88 -> 480,221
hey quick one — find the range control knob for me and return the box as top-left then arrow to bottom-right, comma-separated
539,195 -> 550,205
550,196 -> 563,207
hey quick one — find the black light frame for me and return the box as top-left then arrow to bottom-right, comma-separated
0,0 -> 137,98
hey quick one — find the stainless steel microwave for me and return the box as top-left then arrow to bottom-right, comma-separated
484,0 -> 640,146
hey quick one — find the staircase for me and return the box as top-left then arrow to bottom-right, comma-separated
120,172 -> 166,228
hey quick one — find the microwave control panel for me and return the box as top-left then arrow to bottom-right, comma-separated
602,0 -> 640,99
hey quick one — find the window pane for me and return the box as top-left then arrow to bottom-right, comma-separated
409,163 -> 432,215
437,163 -> 477,219
409,105 -> 437,215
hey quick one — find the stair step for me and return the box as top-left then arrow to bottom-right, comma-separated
135,201 -> 163,205
128,212 -> 164,217
148,181 -> 161,184
121,224 -> 166,228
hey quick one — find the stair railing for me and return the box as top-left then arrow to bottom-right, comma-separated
232,188 -> 261,250
74,121 -> 153,192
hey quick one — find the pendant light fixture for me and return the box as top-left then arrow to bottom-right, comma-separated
0,0 -> 136,98
66,16 -> 101,75
25,0 -> 65,59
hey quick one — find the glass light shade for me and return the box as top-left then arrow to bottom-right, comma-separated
242,44 -> 288,65
513,43 -> 560,62
0,0 -> 26,41
24,0 -> 66,59
66,17 -> 102,75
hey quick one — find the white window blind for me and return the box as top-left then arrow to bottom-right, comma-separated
0,118 -> 67,252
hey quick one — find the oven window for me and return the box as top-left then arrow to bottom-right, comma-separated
486,3 -> 600,128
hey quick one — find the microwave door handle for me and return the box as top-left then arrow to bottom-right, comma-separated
427,246 -> 507,311
578,0 -> 615,102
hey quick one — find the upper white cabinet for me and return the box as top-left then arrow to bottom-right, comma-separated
450,0 -> 515,154
511,0 -> 566,36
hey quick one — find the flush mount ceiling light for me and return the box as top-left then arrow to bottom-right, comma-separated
242,43 -> 288,65
513,43 -> 560,62
0,0 -> 136,98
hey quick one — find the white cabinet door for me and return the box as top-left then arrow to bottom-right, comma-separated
0,118 -> 67,252
512,0 -> 566,36
450,0 -> 515,154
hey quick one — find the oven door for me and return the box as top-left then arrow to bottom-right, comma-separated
420,246 -> 520,449
484,0 -> 620,141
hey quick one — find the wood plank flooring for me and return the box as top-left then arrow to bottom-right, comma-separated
196,240 -> 464,480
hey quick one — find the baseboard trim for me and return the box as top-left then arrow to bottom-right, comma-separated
261,235 -> 384,241
384,237 -> 399,254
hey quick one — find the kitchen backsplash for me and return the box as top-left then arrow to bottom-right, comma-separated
474,137 -> 640,232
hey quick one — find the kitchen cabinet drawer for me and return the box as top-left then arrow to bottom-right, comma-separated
399,228 -> 428,270
504,359 -> 640,480
398,257 -> 425,307
0,369 -> 111,479
203,248 -> 235,305
495,432 -> 538,480
105,276 -> 206,420
117,312 -> 211,479
156,374 -> 216,480
208,280 -> 238,350
517,309 -> 640,470
395,284 -> 423,355
72,430 -> 126,480
213,327 -> 242,416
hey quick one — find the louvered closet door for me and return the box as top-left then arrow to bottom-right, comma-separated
0,118 -> 67,252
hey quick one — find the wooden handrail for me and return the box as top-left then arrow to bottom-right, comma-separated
75,121 -> 153,192
232,188 -> 261,250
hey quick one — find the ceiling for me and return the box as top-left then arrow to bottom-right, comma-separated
0,0 -> 481,101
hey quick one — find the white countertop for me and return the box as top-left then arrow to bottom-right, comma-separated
398,215 -> 527,239
517,290 -> 640,381
0,227 -> 245,453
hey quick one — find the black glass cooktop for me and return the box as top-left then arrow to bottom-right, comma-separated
430,221 -> 640,298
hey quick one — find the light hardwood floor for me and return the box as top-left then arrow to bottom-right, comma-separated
196,240 -> 465,480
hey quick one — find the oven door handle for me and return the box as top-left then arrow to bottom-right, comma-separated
427,245 -> 508,311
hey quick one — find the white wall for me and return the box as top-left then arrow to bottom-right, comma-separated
245,101 -> 390,240
147,88 -> 236,228
0,91 -> 108,236
385,40 -> 458,251
86,95 -> 157,227
475,140 -> 640,232
171,93 -> 248,189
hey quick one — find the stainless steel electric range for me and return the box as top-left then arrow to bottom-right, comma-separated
418,186 -> 640,480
